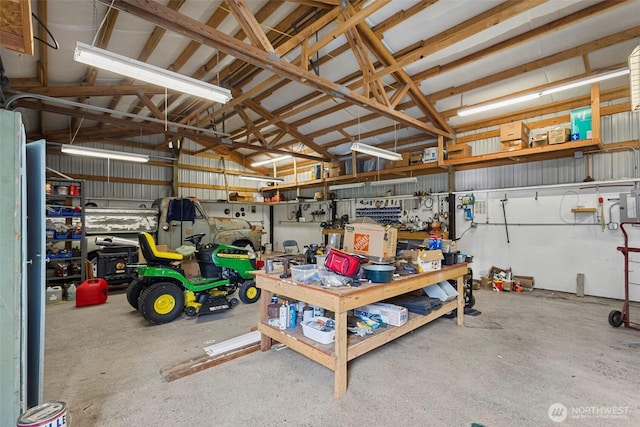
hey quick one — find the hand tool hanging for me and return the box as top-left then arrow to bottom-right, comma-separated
500,195 -> 510,243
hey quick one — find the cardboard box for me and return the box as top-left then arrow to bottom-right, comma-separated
422,147 -> 438,163
387,153 -> 410,169
181,259 -> 201,278
547,128 -> 570,145
343,223 -> 398,261
570,107 -> 592,140
355,303 -> 408,326
531,133 -> 548,147
500,121 -> 530,142
513,275 -> 535,290
228,191 -> 253,202
417,250 -> 443,272
409,153 -> 423,165
447,143 -> 472,159
501,140 -> 527,152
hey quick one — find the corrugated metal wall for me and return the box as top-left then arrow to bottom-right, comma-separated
46,110 -> 639,202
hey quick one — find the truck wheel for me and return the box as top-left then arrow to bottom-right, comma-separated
239,280 -> 260,304
126,278 -> 146,310
139,282 -> 185,325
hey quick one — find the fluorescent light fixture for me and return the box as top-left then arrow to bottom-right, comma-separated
350,142 -> 402,161
370,177 -> 418,187
630,45 -> 640,111
61,145 -> 149,163
251,155 -> 292,167
458,68 -> 630,117
74,42 -> 232,104
239,174 -> 284,183
328,182 -> 365,191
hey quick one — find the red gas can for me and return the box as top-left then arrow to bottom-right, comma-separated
76,278 -> 108,307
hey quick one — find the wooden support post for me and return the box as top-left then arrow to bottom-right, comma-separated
591,83 -> 601,145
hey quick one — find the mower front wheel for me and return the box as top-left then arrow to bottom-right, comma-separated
139,282 -> 185,325
239,280 -> 261,304
126,278 -> 146,310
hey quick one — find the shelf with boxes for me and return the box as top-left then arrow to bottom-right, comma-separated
45,178 -> 86,293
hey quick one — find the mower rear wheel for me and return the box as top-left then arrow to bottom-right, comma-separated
126,278 -> 146,310
239,280 -> 260,304
139,282 -> 185,325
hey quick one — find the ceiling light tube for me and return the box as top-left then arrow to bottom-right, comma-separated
458,68 -> 630,117
239,174 -> 284,183
370,177 -> 418,187
328,182 -> 365,191
61,145 -> 149,163
251,155 -> 292,167
350,142 -> 403,161
628,45 -> 639,111
74,42 -> 232,104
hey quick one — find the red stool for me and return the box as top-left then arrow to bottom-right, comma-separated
76,278 -> 108,307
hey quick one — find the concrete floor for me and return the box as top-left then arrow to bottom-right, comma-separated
43,288 -> 640,426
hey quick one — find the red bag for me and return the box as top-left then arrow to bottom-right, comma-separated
325,248 -> 368,277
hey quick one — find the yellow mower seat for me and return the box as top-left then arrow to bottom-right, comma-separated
138,232 -> 183,264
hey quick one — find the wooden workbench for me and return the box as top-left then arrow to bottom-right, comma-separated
255,264 -> 467,397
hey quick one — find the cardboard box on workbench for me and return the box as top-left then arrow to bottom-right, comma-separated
343,222 -> 398,261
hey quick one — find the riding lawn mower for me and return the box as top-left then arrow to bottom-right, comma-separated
127,232 -> 260,325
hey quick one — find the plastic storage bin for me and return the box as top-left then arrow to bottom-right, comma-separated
290,264 -> 320,284
423,283 -> 449,301
438,281 -> 458,300
301,317 -> 335,344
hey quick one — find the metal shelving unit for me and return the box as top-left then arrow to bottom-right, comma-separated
45,179 -> 86,291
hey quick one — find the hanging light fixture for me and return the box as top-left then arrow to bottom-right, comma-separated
328,182 -> 365,190
350,142 -> 402,161
239,174 -> 284,183
250,155 -> 292,167
630,45 -> 640,111
369,177 -> 417,187
458,68 -> 630,116
60,145 -> 149,163
73,42 -> 232,104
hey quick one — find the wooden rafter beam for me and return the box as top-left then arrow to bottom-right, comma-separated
107,0 -> 450,138
429,26 -> 640,102
224,0 -> 275,53
410,0 -> 628,84
17,84 -> 168,97
234,105 -> 270,147
286,0 -> 339,7
368,0 -> 547,82
136,91 -> 166,120
371,0 -> 438,37
304,0 -> 390,57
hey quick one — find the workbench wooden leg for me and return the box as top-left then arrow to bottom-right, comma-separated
260,289 -> 273,351
456,275 -> 464,326
333,310 -> 348,397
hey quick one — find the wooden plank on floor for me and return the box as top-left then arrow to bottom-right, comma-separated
160,342 -> 260,382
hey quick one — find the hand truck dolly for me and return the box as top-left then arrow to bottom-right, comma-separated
608,222 -> 640,331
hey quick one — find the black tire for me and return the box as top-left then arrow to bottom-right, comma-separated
239,280 -> 261,304
608,310 -> 623,327
126,278 -> 146,310
443,310 -> 457,319
139,282 -> 185,325
185,306 -> 197,317
465,293 -> 476,309
229,297 -> 239,308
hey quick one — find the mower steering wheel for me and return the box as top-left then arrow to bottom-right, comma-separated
184,233 -> 206,245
